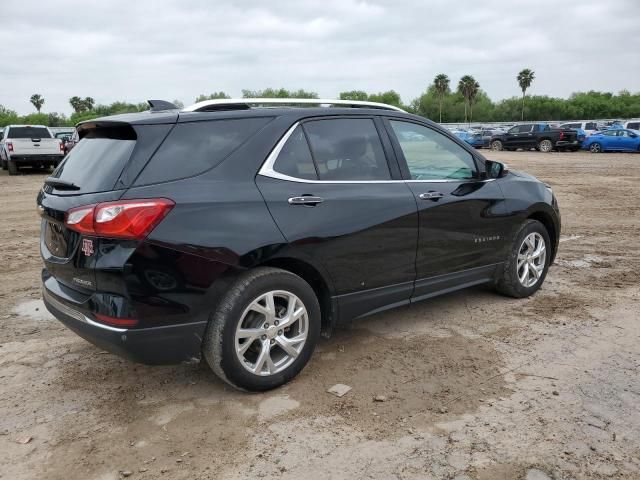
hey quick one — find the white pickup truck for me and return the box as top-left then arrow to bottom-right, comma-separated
0,125 -> 65,175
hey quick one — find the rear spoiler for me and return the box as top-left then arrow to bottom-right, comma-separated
147,100 -> 179,112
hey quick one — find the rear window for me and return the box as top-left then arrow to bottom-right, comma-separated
8,126 -> 51,139
49,126 -> 136,194
134,117 -> 272,185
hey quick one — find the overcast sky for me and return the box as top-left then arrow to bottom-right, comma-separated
2,0 -> 639,115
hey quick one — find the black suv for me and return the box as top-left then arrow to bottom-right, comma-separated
39,99 -> 560,391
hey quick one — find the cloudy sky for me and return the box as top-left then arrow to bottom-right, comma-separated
2,0 -> 639,115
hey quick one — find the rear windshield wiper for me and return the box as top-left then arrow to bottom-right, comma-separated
44,177 -> 80,191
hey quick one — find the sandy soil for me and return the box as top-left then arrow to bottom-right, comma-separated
1,150 -> 639,480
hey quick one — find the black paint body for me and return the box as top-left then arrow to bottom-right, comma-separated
38,108 -> 560,364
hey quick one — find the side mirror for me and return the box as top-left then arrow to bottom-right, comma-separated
486,160 -> 509,179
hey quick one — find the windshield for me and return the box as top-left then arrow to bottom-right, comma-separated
8,127 -> 51,139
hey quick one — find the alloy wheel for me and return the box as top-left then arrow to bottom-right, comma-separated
539,140 -> 553,153
491,140 -> 503,151
235,290 -> 308,376
590,143 -> 602,153
517,232 -> 546,288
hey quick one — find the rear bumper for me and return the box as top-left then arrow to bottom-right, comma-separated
42,275 -> 206,365
10,154 -> 64,164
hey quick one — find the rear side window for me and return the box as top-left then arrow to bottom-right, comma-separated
585,122 -> 597,130
135,117 -> 272,185
303,118 -> 390,181
50,126 -> 136,194
272,126 -> 317,180
628,122 -> 640,130
8,126 -> 51,139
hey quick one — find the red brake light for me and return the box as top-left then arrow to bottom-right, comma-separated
7,142 -> 13,152
65,198 -> 174,240
559,131 -> 565,140
59,140 -> 64,152
93,313 -> 138,327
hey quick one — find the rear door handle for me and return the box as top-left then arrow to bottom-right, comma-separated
419,192 -> 444,201
288,196 -> 324,206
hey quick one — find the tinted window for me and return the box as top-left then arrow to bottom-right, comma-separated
390,121 -> 476,181
303,118 -> 390,181
272,126 -> 317,180
585,122 -> 597,130
627,122 -> 640,130
561,123 -> 580,129
517,125 -> 533,133
8,126 -> 51,139
50,126 -> 136,194
135,117 -> 272,185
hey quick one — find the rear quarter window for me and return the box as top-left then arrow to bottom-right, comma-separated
134,117 -> 272,185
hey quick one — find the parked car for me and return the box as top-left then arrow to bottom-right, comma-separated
54,131 -> 73,142
0,125 -> 64,174
489,123 -> 581,152
453,130 -> 484,148
558,121 -> 599,136
39,98 -> 560,391
624,120 -> 640,131
63,130 -> 79,155
583,129 -> 640,153
478,128 -> 503,148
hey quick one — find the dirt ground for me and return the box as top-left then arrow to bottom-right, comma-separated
1,150 -> 639,480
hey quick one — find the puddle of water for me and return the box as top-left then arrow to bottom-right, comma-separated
12,299 -> 53,321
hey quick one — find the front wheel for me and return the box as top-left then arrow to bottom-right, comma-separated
495,219 -> 551,298
538,139 -> 553,153
202,267 -> 321,391
589,142 -> 603,153
491,140 -> 503,151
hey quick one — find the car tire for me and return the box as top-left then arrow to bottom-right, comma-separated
538,139 -> 553,153
8,160 -> 19,175
1,158 -> 7,170
589,142 -> 602,153
495,219 -> 551,299
490,140 -> 503,151
202,267 -> 321,391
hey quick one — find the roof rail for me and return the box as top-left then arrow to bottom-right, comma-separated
182,98 -> 406,113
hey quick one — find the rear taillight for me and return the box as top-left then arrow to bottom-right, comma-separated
59,141 -> 64,153
65,198 -> 174,240
93,313 -> 138,328
7,142 -> 13,152
559,132 -> 565,140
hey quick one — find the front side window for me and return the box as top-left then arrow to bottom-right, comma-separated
516,125 -> 533,133
603,131 -> 616,136
303,118 -> 390,181
389,121 -> 476,181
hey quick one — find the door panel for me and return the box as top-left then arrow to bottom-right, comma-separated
385,119 -> 511,298
256,177 -> 418,315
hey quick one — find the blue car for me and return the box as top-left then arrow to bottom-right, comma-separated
453,130 -> 484,148
583,129 -> 640,153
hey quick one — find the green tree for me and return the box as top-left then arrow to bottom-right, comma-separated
457,76 -> 479,122
81,97 -> 95,111
368,90 -> 404,109
241,88 -> 318,99
172,99 -> 184,109
30,94 -> 45,113
69,96 -> 84,113
433,74 -> 450,123
339,90 -> 369,101
195,92 -> 231,102
517,69 -> 535,120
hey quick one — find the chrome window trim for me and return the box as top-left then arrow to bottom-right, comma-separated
257,122 -> 495,185
43,288 -> 128,333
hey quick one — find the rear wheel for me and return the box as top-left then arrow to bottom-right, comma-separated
491,140 -> 503,151
8,160 -> 18,175
538,139 -> 553,153
1,158 -> 7,170
589,142 -> 602,153
202,267 -> 321,391
495,219 -> 550,298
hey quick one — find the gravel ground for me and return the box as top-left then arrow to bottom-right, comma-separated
1,150 -> 639,480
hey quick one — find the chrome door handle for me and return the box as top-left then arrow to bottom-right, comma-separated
288,196 -> 324,206
419,192 -> 444,200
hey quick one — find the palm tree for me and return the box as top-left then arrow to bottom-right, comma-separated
82,96 -> 95,111
457,75 -> 480,123
30,94 -> 45,113
433,74 -> 450,123
69,96 -> 83,113
517,68 -> 535,120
